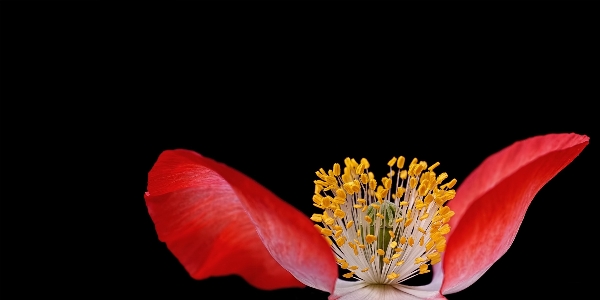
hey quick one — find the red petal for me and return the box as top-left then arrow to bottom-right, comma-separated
441,133 -> 589,294
145,150 -> 337,292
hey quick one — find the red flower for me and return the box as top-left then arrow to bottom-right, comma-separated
144,133 -> 588,299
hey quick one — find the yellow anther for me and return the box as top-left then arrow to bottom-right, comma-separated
394,247 -> 403,253
409,157 -> 418,167
324,217 -> 334,226
370,255 -> 375,263
391,253 -> 401,260
336,236 -> 346,246
419,264 -> 430,274
419,161 -> 428,171
365,215 -> 372,223
342,173 -> 352,184
334,209 -> 346,218
397,156 -> 405,169
387,171 -> 395,177
362,206 -> 368,212
410,177 -> 417,189
310,214 -> 323,222
365,234 -> 377,244
383,257 -> 391,264
352,180 -> 361,192
383,177 -> 392,189
414,163 -> 424,175
356,229 -> 361,236
388,157 -> 397,167
399,201 -> 408,206
404,218 -> 412,227
353,204 -> 363,209
399,236 -> 406,245
396,187 -> 406,199
424,194 -> 434,205
360,158 -> 370,169
345,220 -> 354,229
312,194 -> 323,204
414,202 -> 425,212
316,169 -> 326,180
334,230 -> 343,238
377,249 -> 385,256
436,172 -> 448,184
350,158 -> 359,168
428,252 -> 441,265
408,236 -> 414,247
332,163 -> 341,176
389,241 -> 397,248
322,196 -> 332,207
427,252 -> 440,261
325,176 -> 337,185
419,213 -> 429,221
349,265 -> 358,270
342,272 -> 355,278
369,178 -> 377,191
371,204 -> 380,210
426,240 -> 435,251
321,228 -> 332,236
436,239 -> 447,252
342,182 -> 354,194
396,260 -> 404,266
437,206 -> 449,215
315,185 -> 323,194
439,224 -> 450,234
418,227 -> 426,234
376,213 -> 385,219
340,259 -> 349,268
361,268 -> 369,272
415,257 -> 426,264
447,178 -> 457,189
428,162 -> 440,171
314,180 -> 327,187
418,183 -> 429,196
388,230 -> 395,239
419,236 -> 424,246
356,163 -> 365,175
360,173 -> 368,184
400,170 -> 407,180
344,157 -> 352,168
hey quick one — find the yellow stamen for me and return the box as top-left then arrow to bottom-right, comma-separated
310,156 -> 456,285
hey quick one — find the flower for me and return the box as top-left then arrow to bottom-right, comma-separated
144,133 -> 588,299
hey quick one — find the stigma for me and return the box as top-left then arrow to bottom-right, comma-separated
311,156 -> 457,285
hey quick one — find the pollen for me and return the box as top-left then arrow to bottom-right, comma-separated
310,156 -> 456,285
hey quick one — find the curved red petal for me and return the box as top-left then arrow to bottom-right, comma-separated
145,150 -> 337,292
441,133 -> 589,294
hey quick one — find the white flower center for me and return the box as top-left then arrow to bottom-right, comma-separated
311,156 -> 457,284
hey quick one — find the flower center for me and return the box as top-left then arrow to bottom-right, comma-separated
311,156 -> 457,285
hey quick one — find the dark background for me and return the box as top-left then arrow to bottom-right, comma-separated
2,2 -> 598,300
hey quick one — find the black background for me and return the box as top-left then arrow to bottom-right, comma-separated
2,2 -> 598,300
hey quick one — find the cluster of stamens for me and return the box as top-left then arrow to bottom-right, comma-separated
311,156 -> 457,284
